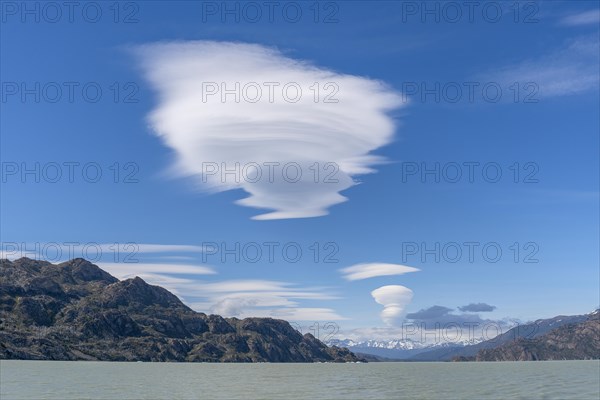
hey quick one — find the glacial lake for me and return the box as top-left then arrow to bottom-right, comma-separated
1,360 -> 599,399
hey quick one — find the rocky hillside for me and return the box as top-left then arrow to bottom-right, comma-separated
410,312 -> 592,361
475,315 -> 600,361
0,258 -> 361,362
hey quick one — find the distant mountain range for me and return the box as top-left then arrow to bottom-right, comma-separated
326,338 -> 482,360
329,311 -> 599,362
0,258 -> 361,362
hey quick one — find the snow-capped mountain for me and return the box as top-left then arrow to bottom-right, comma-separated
326,337 -> 485,359
328,337 -> 484,350
327,338 -> 429,350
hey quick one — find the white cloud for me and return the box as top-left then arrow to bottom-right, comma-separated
484,35 -> 599,98
153,256 -> 196,260
207,293 -> 345,321
371,285 -> 413,326
340,263 -> 419,281
135,41 -> 403,220
263,307 -> 347,321
97,262 -> 216,280
181,280 -> 344,321
559,9 -> 600,26
122,244 -> 207,253
115,272 -> 345,321
186,280 -> 295,293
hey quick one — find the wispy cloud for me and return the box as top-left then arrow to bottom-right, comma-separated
123,274 -> 345,321
371,285 -> 414,326
97,262 -> 216,280
135,41 -> 403,220
120,244 -> 207,253
559,9 -> 600,26
483,35 -> 599,98
340,263 -> 419,281
190,280 -> 344,321
205,296 -> 346,321
261,307 -> 346,321
186,280 -> 298,293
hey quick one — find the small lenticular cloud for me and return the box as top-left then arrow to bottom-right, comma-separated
371,285 -> 413,326
135,41 -> 403,220
340,263 -> 419,281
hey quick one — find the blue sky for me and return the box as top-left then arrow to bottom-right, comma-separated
1,1 -> 598,341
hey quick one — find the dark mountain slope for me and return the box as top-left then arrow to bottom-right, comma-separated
409,313 -> 591,361
475,315 -> 600,361
0,258 -> 360,362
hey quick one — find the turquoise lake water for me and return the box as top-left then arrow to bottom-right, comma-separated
1,360 -> 599,399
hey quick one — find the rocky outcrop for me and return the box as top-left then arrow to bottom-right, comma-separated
475,316 -> 600,361
408,312 -> 593,361
0,258 -> 361,363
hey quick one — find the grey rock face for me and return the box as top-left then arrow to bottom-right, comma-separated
0,258 -> 361,363
475,316 -> 600,361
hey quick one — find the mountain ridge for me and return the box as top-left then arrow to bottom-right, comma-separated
474,316 -> 600,361
0,258 -> 361,363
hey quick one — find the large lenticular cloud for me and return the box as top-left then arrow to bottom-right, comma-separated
136,41 -> 403,220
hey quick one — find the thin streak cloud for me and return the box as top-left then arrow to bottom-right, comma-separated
97,262 -> 216,279
559,9 -> 600,26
